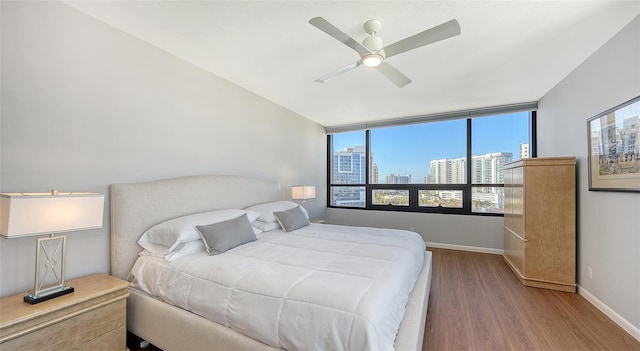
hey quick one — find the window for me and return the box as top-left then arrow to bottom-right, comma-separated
471,112 -> 530,213
369,120 -> 467,184
329,131 -> 367,207
330,131 -> 366,185
330,186 -> 366,208
372,189 -> 409,206
327,107 -> 535,216
419,190 -> 463,208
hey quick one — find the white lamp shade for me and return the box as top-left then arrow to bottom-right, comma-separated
0,192 -> 104,238
291,186 -> 316,200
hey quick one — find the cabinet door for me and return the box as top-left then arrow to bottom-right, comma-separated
503,168 -> 513,231
511,166 -> 525,238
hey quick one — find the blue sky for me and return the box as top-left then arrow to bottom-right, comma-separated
333,112 -> 530,182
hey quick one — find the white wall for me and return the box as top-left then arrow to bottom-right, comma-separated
0,1 -> 326,297
538,16 -> 640,336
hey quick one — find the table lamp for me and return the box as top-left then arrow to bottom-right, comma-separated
0,190 -> 104,304
291,185 -> 316,208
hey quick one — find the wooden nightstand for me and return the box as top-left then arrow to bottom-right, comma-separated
0,273 -> 129,351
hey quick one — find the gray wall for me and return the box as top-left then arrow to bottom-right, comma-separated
538,16 -> 640,334
0,1 -> 326,297
327,209 -> 503,253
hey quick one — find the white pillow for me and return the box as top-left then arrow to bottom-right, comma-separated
142,226 -> 263,261
138,209 -> 260,256
244,201 -> 309,223
252,220 -> 283,232
165,240 -> 206,261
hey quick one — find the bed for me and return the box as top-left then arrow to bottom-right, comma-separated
110,175 -> 432,351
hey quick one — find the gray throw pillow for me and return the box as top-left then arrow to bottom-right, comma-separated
273,206 -> 310,232
196,214 -> 257,255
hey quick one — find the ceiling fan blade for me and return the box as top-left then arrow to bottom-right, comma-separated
383,19 -> 461,59
375,62 -> 412,88
309,17 -> 371,56
315,61 -> 362,83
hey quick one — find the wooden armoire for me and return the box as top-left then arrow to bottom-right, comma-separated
503,157 -> 576,292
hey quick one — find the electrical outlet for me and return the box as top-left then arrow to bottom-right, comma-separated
409,226 -> 415,232
587,267 -> 593,280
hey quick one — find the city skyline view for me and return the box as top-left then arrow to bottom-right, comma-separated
332,112 -> 531,184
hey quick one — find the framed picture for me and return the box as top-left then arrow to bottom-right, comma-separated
587,95 -> 640,192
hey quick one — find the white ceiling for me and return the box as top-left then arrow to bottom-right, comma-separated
64,1 -> 640,127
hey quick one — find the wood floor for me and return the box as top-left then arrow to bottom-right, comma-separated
424,248 -> 640,351
129,248 -> 640,351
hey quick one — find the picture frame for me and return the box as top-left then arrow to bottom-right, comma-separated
587,95 -> 640,192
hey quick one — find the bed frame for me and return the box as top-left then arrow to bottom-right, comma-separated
110,175 -> 432,351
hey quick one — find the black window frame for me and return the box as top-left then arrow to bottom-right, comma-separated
327,111 -> 537,216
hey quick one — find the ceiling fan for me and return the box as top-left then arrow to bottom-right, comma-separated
308,17 -> 461,88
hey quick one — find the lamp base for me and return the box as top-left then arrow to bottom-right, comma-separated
24,285 -> 74,304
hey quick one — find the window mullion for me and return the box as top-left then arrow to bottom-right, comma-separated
410,187 -> 419,209
531,111 -> 537,157
465,118 -> 472,214
365,130 -> 372,208
326,134 -> 332,207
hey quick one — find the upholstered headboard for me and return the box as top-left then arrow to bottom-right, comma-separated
110,175 -> 281,280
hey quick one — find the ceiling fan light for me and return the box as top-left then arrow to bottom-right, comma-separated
362,54 -> 383,67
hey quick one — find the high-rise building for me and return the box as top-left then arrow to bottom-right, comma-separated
386,173 -> 411,184
427,152 -> 511,212
622,116 -> 640,157
520,143 -> 530,159
429,152 -> 513,185
471,152 -> 513,184
331,146 -> 366,184
372,163 -> 379,184
428,157 -> 465,184
600,115 -> 640,161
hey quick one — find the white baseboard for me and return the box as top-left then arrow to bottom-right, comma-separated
425,241 -> 503,255
577,285 -> 640,342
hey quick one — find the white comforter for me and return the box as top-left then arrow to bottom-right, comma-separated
129,223 -> 425,351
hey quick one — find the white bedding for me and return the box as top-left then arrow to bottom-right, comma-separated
128,223 -> 425,351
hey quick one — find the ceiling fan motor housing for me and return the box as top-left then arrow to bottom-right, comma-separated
363,36 -> 384,52
363,19 -> 382,35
